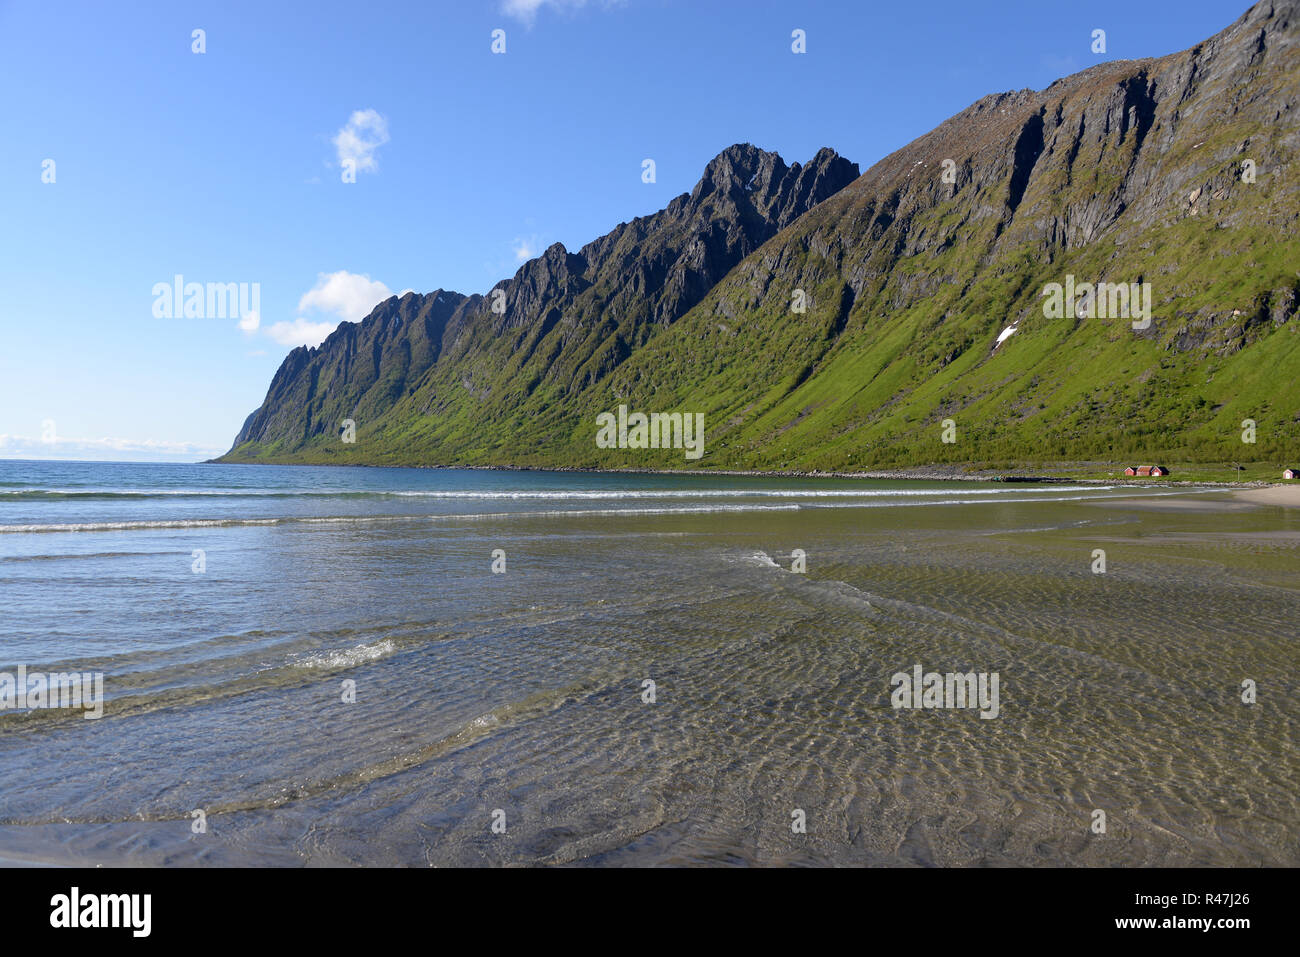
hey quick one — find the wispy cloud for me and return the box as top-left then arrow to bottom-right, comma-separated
264,318 -> 339,348
1041,53 -> 1081,78
0,433 -> 225,462
512,234 -> 544,262
501,0 -> 623,27
333,109 -> 389,174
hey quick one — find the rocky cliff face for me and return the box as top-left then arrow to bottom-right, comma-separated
231,290 -> 466,449
223,0 -> 1300,469
228,144 -> 858,455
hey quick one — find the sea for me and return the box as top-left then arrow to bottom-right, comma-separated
0,459 -> 1296,866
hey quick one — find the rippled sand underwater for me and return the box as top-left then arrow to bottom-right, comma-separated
1,470 -> 1297,866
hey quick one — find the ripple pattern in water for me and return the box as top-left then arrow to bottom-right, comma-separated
0,462 -> 1295,866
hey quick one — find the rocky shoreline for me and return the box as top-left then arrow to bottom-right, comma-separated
205,457 -> 1289,488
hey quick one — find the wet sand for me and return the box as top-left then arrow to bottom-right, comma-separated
1086,484 -> 1300,512
1233,484 -> 1300,507
4,465 -> 1297,867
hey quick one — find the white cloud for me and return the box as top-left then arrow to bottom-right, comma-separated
297,270 -> 394,321
265,319 -> 339,348
0,433 -> 225,462
256,271 -> 397,349
333,109 -> 389,174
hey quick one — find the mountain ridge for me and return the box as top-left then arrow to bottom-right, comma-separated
222,0 -> 1300,470
227,141 -> 860,454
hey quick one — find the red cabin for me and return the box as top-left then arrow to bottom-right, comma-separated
1285,468 -> 1299,480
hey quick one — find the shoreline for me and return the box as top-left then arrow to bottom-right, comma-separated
204,458 -> 1294,489
1228,484 -> 1300,506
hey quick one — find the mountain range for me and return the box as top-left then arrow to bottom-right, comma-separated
220,0 -> 1300,472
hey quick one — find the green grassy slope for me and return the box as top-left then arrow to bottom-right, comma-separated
220,0 -> 1300,475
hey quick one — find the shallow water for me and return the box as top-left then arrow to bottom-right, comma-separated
0,461 -> 1296,866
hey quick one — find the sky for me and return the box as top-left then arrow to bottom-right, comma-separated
0,0 -> 1249,461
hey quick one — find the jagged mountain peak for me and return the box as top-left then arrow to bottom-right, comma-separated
222,0 -> 1300,470
691,143 -> 786,199
224,143 -> 860,454
685,142 -> 860,229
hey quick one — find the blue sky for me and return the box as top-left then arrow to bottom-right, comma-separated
0,0 -> 1246,460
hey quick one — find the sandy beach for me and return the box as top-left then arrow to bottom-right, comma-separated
1084,484 -> 1300,512
1232,484 -> 1300,506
